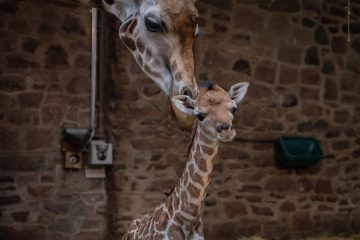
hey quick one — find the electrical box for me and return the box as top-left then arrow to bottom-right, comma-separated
64,150 -> 83,169
89,140 -> 113,165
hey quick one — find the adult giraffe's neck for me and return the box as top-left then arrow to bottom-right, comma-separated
165,124 -> 219,226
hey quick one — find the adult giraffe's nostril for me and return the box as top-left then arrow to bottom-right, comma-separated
181,87 -> 194,99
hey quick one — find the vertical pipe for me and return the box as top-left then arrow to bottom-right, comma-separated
91,8 -> 99,135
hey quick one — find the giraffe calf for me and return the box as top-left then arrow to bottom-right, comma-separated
123,81 -> 249,240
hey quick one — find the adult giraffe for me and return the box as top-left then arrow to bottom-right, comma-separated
99,0 -> 200,125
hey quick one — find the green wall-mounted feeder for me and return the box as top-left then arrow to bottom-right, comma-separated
278,137 -> 324,167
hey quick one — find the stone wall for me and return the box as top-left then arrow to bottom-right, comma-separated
105,0 -> 360,239
0,1 -> 107,239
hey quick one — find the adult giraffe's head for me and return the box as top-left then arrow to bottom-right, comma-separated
101,0 -> 199,125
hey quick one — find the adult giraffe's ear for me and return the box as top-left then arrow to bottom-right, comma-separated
228,82 -> 249,106
171,95 -> 196,117
101,0 -> 138,21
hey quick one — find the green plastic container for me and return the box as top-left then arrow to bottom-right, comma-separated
278,137 -> 324,167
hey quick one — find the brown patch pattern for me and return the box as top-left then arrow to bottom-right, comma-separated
121,36 -> 136,51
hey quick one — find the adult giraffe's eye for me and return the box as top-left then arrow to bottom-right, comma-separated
196,113 -> 206,121
231,107 -> 237,114
145,17 -> 165,33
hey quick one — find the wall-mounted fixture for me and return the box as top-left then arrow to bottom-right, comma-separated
61,8 -> 112,177
278,137 -> 324,167
89,140 -> 113,165
62,128 -> 92,169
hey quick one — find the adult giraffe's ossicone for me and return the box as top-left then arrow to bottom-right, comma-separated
100,0 -> 200,125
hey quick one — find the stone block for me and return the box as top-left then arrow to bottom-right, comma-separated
279,65 -> 298,84
44,200 -> 71,215
24,128 -> 53,150
11,211 -> 29,222
22,38 -> 39,54
232,58 -> 251,75
254,60 -> 277,84
340,75 -> 356,92
64,73 -> 90,94
332,140 -> 350,151
0,128 -> 20,151
224,201 -> 247,218
258,0 -> 300,13
300,87 -> 319,100
301,102 -> 323,117
251,205 -> 274,216
27,185 -> 54,199
5,56 -> 40,69
265,177 -> 297,192
278,42 -> 302,64
315,26 -> 329,45
334,110 -> 350,124
18,92 -> 43,108
0,195 -> 20,206
300,68 -> 321,86
38,21 -> 57,35
282,94 -> 298,108
324,78 -> 338,100
291,211 -> 312,232
314,179 -> 333,194
332,36 -> 346,54
0,1 -> 18,13
280,201 -> 296,212
0,75 -> 26,92
62,14 -> 85,35
233,7 -> 264,32
0,226 -> 47,240
206,0 -> 232,9
0,153 -> 45,172
49,217 -> 80,234
305,46 -> 320,65
41,105 -> 65,125
322,60 -> 335,75
45,44 -> 68,68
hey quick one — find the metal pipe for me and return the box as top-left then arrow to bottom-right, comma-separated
91,8 -> 99,135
